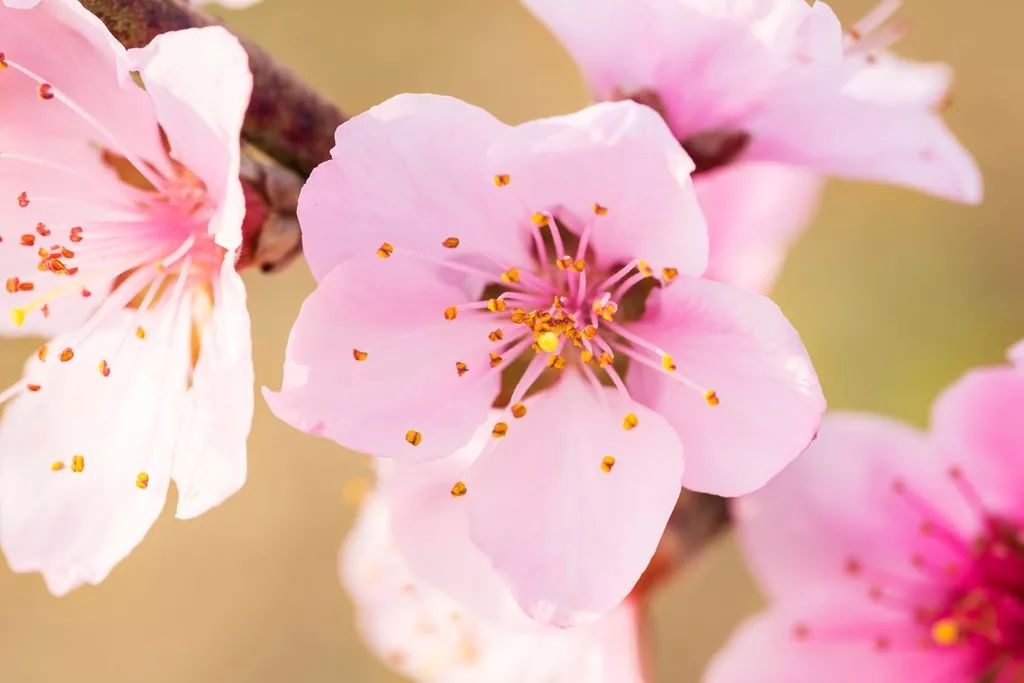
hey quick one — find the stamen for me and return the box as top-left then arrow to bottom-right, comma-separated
623,413 -> 639,431
71,454 -> 85,473
486,298 -> 507,313
51,461 -> 64,472
376,242 -> 394,259
488,329 -> 504,342
546,354 -> 566,369
444,306 -> 458,321
26,383 -> 41,392
98,359 -> 111,377
451,481 -> 468,497
405,430 -> 422,447
661,267 -> 679,284
59,347 -> 74,362
511,402 -> 527,419
135,326 -> 146,340
494,174 -> 511,187
441,237 -> 460,249
601,455 -> 616,473
17,191 -> 29,208
135,472 -> 150,490
455,361 -> 469,377
491,422 -> 508,438
352,349 -> 368,361
489,352 -> 503,368
930,618 -> 959,647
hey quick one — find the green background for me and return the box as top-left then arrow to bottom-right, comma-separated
0,0 -> 1020,680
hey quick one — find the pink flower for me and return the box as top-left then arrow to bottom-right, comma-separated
706,360 -> 1024,682
0,0 -> 254,594
267,94 -> 825,625
343,481 -> 646,683
520,0 -> 982,204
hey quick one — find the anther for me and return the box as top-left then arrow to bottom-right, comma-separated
486,298 -> 507,313
17,192 -> 29,208
488,329 -> 504,342
69,226 -> 83,242
530,212 -> 547,227
51,461 -> 64,472
593,203 -> 608,216
581,350 -> 594,364
352,349 -> 368,361
601,455 -> 616,473
17,282 -> 33,292
98,360 -> 110,377
37,345 -> 47,362
494,174 -> 511,187
0,53 -> 6,69
11,308 -> 25,327
492,422 -> 508,438
405,430 -> 422,447
511,403 -> 527,419
511,307 -> 526,323
537,331 -> 559,353
599,352 -> 614,367
547,354 -> 566,369
501,268 -> 520,284
59,347 -> 74,362
583,325 -> 597,339
451,481 -> 468,497
135,326 -> 146,340
442,237 -> 460,249
20,234 -> 35,246
637,260 -> 653,278
662,267 -> 679,283
444,306 -> 458,321
556,256 -> 573,270
489,352 -> 503,368
573,260 -> 586,272
662,354 -> 676,372
455,361 -> 469,377
136,472 -> 150,490
37,83 -> 54,100
930,618 -> 960,647
376,242 -> 394,259
5,277 -> 19,294
26,383 -> 41,392
71,455 -> 84,472
704,390 -> 720,406
35,223 -> 50,237
623,413 -> 639,431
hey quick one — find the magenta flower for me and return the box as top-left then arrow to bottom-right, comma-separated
520,0 -> 982,204
343,482 -> 645,682
707,360 -> 1024,681
0,0 -> 254,594
267,94 -> 825,625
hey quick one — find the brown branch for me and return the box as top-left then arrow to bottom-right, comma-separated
81,0 -> 345,177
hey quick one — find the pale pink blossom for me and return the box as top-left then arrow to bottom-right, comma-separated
267,94 -> 825,625
0,0 -> 254,594
343,483 -> 646,683
706,360 -> 1024,682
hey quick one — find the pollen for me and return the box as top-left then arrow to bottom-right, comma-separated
444,306 -> 458,321
71,454 -> 85,473
11,308 -> 25,327
593,203 -> 608,216
930,618 -> 960,647
136,472 -> 150,490
547,354 -> 566,369
489,352 -> 503,368
51,461 -> 64,472
494,174 -> 511,187
442,237 -> 460,249
501,268 -> 520,283
376,242 -> 394,259
98,360 -> 110,377
511,402 -> 527,419
601,455 -> 616,473
486,298 -> 507,313
38,83 -> 54,100
623,413 -> 639,431
662,354 -> 676,372
537,331 -> 559,353
455,361 -> 469,376
492,422 -> 508,438
488,329 -> 504,342
704,389 -> 720,406
352,349 -> 368,361
530,212 -> 548,227
405,430 -> 422,447
662,267 -> 679,283
451,481 -> 468,497
59,347 -> 74,362
26,384 -> 41,392
135,326 -> 146,340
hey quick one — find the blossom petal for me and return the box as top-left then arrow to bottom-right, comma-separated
930,364 -> 1024,519
299,94 -> 530,282
127,27 -> 252,250
264,253 -> 502,462
695,162 -> 823,293
172,260 -> 253,519
627,276 -> 824,496
734,414 -> 973,602
0,303 -> 191,595
466,373 -> 683,627
489,100 -> 708,277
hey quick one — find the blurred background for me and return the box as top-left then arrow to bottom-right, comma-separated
0,0 -> 1021,680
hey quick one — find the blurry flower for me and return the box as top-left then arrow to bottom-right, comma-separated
706,359 -> 1024,682
520,0 -> 982,291
267,94 -> 824,625
0,0 -> 254,594
343,484 -> 646,683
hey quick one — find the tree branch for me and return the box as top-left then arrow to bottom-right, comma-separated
81,0 -> 345,177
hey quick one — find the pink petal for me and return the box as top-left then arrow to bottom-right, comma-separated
264,253 -> 502,462
127,27 -> 252,250
0,303 -> 192,595
705,602 -> 973,683
172,259 -> 254,519
695,161 -> 823,293
488,100 -> 708,277
467,373 -> 683,627
930,364 -> 1024,520
1009,339 -> 1024,367
627,276 -> 824,496
735,414 -> 973,602
298,94 -> 531,282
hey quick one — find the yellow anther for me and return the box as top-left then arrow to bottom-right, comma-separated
494,174 -> 511,187
352,349 -> 368,361
547,354 -> 566,370
638,260 -> 653,278
511,307 -> 527,324
11,307 -> 25,327
600,302 -> 618,321
593,203 -> 608,216
930,618 -> 960,647
601,455 -> 616,473
581,350 -> 595,365
488,329 -> 504,342
492,422 -> 509,438
51,461 -> 64,472
530,212 -> 548,227
511,402 -> 527,419
583,325 -> 598,339
135,472 -> 150,490
599,352 -> 614,367
451,481 -> 468,497
537,331 -> 559,353
489,352 -> 503,368
704,389 -> 720,407
623,413 -> 639,431
376,242 -> 394,259
573,260 -> 586,272
442,237 -> 460,249
662,354 -> 676,372
71,454 -> 84,472
59,347 -> 74,363
98,359 -> 110,377
487,298 -> 507,313
136,326 -> 146,340
455,361 -> 469,377
556,256 -> 573,270
662,267 -> 679,283
501,268 -> 520,283
531,342 -> 542,354
444,306 -> 458,321
405,430 -> 422,447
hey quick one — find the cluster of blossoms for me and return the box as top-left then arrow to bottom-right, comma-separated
0,0 -> 1006,681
